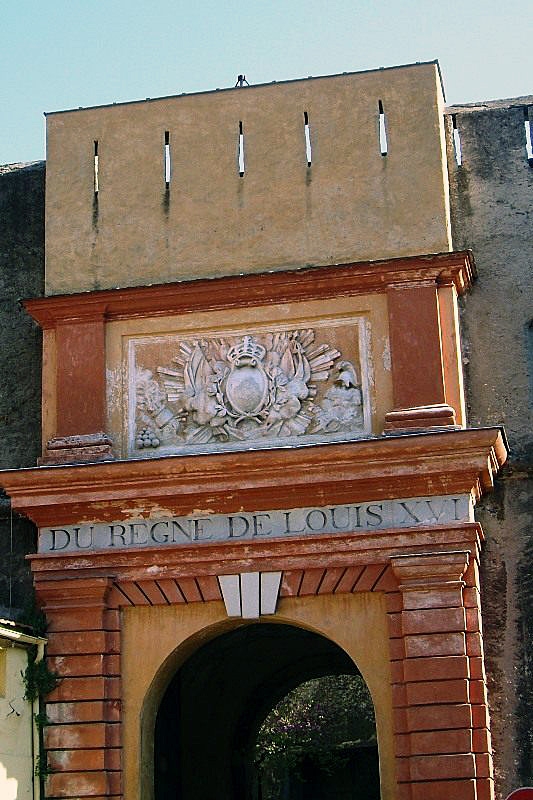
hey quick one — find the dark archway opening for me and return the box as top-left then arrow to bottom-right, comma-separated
154,623 -> 380,800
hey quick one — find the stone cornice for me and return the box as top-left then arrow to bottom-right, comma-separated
0,428 -> 506,527
24,250 -> 475,328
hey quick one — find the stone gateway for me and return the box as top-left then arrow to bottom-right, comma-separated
2,59 -> 528,800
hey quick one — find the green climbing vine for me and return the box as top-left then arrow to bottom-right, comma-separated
22,650 -> 59,703
15,594 -> 58,784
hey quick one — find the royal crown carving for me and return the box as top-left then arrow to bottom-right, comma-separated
132,326 -> 369,455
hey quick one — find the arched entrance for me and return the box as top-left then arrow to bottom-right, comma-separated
154,623 -> 380,800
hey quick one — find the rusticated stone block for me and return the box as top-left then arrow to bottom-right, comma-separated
404,631 -> 466,658
472,728 -> 491,753
401,587 -> 464,610
406,703 -> 472,732
47,654 -> 106,677
406,678 -> 469,706
402,606 -> 466,635
408,728 -> 473,755
45,722 -> 106,750
47,676 -> 119,703
45,608 -> 107,632
46,701 -> 108,724
404,654 -> 470,682
409,752 -> 476,781
45,771 -> 107,798
410,778 -> 476,800
47,748 -> 106,772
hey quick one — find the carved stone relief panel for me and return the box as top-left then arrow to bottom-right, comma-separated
127,319 -> 372,457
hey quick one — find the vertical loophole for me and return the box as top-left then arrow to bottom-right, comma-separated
378,100 -> 388,156
524,107 -> 533,166
238,121 -> 245,176
93,140 -> 99,194
304,111 -> 312,167
164,131 -> 171,187
452,114 -> 463,167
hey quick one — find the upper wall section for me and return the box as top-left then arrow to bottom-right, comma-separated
45,62 -> 451,295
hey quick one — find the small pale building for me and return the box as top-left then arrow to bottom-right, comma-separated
0,621 -> 46,800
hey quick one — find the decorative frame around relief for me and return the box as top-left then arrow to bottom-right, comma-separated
125,317 -> 373,458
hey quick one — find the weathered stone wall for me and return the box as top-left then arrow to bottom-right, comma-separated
447,99 -> 533,796
0,162 -> 44,616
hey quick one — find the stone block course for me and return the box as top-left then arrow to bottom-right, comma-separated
385,590 -> 403,613
463,586 -> 481,608
403,654 -> 470,681
471,704 -> 490,729
406,678 -> 470,705
47,747 -> 106,772
475,777 -> 495,800
465,631 -> 483,657
47,655 -> 107,676
406,703 -> 472,732
402,606 -> 467,634
472,728 -> 491,753
46,608 -> 108,632
389,638 -> 406,660
45,722 -> 108,750
410,778 -> 477,800
404,631 -> 466,658
45,771 -> 108,798
401,587 -> 465,610
46,701 -> 117,724
407,728 -> 473,755
468,679 -> 487,704
47,676 -> 120,703
46,630 -> 120,656
409,752 -> 476,780
475,752 -> 494,778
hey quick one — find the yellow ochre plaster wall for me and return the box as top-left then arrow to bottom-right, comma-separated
45,62 -> 450,295
121,592 -> 396,800
0,645 -> 35,800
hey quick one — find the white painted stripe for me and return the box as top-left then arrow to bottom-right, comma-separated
453,128 -> 462,166
260,572 -> 282,615
304,123 -> 312,165
379,113 -> 388,155
238,132 -> 245,175
164,143 -> 171,183
525,119 -> 533,160
218,574 -> 241,617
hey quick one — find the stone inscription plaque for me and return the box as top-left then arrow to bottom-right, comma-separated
39,494 -> 473,553
127,320 -> 372,458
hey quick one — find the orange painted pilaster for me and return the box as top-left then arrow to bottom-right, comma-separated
438,283 -> 466,427
36,577 -> 121,800
387,282 -> 445,408
55,318 -> 106,437
389,549 -> 494,800
386,282 -> 455,430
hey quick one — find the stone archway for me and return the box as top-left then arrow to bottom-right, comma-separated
153,622 -> 380,800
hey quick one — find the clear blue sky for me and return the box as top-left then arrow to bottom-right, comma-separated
1,0 -> 531,165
